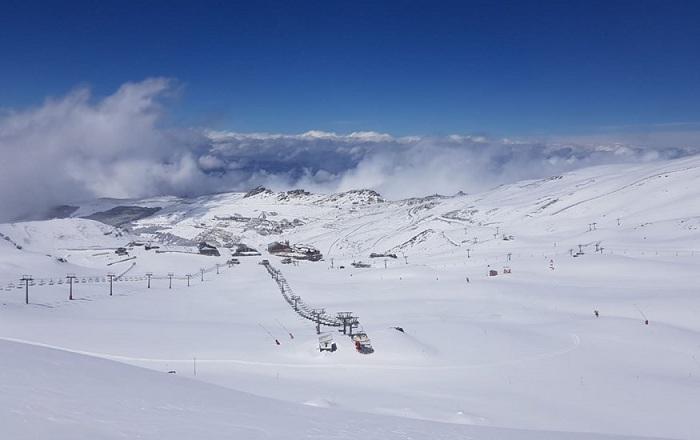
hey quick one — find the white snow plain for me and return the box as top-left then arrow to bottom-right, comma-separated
1,155 -> 700,439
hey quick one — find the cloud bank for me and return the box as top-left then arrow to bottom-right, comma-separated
0,78 -> 214,221
1,78 -> 698,221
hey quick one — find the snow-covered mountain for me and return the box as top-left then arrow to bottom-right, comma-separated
1,155 -> 699,439
17,153 -> 698,260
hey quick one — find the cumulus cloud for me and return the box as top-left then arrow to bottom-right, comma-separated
1,78 -> 699,222
0,78 -> 229,221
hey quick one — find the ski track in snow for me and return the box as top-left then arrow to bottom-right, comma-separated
549,164 -> 700,216
0,333 -> 581,371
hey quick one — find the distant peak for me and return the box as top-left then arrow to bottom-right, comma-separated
319,189 -> 385,205
285,189 -> 311,197
343,189 -> 383,197
243,186 -> 272,198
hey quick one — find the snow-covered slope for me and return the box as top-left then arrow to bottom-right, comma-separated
17,154 -> 697,261
3,338 -> 657,440
1,155 -> 699,439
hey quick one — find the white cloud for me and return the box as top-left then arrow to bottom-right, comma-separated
206,130 -> 699,199
1,78 -> 698,221
0,78 -> 217,220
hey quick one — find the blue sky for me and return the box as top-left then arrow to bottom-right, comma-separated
1,0 -> 699,137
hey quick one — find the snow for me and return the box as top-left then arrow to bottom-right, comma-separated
9,338 -> 629,440
1,155 -> 700,439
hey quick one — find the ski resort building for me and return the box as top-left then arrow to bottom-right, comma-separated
232,244 -> 261,257
369,252 -> 398,259
268,241 -> 294,254
198,242 -> 220,257
267,241 -> 323,261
